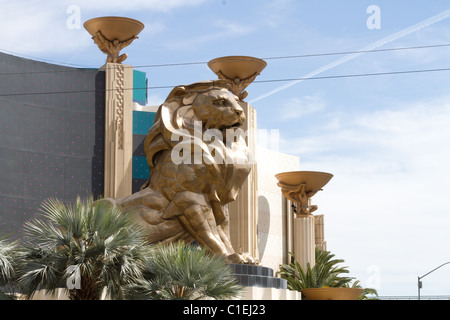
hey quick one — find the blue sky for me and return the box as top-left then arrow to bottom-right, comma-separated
2,0 -> 450,297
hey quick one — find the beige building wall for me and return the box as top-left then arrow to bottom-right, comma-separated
227,102 -> 302,272
226,100 -> 303,272
255,145 -> 300,271
228,102 -> 259,260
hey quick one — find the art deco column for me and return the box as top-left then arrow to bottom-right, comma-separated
294,214 -> 316,270
103,63 -> 133,198
275,171 -> 333,270
84,16 -> 144,198
208,56 -> 266,259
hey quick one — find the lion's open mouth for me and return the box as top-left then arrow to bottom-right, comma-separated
219,121 -> 246,145
219,120 -> 242,131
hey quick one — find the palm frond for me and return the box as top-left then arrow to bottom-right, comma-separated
16,196 -> 150,300
125,242 -> 242,300
0,235 -> 19,299
278,247 -> 355,290
0,237 -> 18,286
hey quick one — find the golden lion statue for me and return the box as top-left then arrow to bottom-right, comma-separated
104,80 -> 256,264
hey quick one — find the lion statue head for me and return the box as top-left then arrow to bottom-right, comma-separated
141,80 -> 251,199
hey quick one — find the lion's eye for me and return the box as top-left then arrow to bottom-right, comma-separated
213,99 -> 227,106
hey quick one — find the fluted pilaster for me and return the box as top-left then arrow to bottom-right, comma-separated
103,63 -> 133,198
314,214 -> 327,251
293,214 -> 315,270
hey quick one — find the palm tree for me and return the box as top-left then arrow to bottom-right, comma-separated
278,247 -> 354,291
124,242 -> 243,300
278,248 -> 378,299
0,236 -> 18,300
16,197 -> 150,300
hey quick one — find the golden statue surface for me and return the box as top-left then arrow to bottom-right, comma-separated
103,80 -> 256,264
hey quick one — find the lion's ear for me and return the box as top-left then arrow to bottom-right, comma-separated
166,86 -> 188,100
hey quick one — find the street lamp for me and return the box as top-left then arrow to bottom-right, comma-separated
417,261 -> 450,300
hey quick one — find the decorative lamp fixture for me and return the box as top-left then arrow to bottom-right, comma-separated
275,171 -> 333,216
84,16 -> 144,63
208,56 -> 267,100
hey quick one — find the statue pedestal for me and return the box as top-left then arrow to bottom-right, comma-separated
229,264 -> 302,300
293,214 -> 316,270
228,264 -> 287,290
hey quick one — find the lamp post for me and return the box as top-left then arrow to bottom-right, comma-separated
417,261 -> 450,300
83,16 -> 144,199
274,171 -> 333,270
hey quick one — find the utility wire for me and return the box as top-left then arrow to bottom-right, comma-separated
1,43 -> 450,76
1,66 -> 450,98
253,67 -> 450,83
262,43 -> 450,60
135,43 -> 450,66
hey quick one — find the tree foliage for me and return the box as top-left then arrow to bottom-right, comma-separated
278,247 -> 354,291
278,247 -> 378,299
16,197 -> 151,300
125,242 -> 243,300
0,236 -> 18,300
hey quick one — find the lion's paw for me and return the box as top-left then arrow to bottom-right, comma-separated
226,252 -> 259,265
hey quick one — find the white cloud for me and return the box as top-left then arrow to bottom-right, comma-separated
0,0 -> 207,56
279,96 -> 450,295
72,0 -> 207,12
163,19 -> 255,50
258,0 -> 296,28
282,96 -> 450,171
278,94 -> 325,121
0,2 -> 79,55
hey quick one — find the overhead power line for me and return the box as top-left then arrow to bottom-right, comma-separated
0,66 -> 450,98
261,43 -> 450,60
1,43 -> 450,77
253,67 -> 450,83
134,43 -> 450,67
